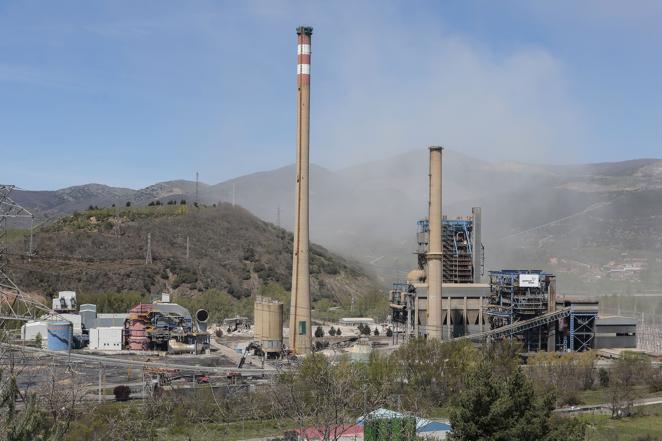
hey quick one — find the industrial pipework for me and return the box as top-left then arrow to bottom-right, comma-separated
289,25 -> 313,355
426,147 -> 444,339
196,309 -> 209,333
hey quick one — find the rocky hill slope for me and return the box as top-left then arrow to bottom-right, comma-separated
7,204 -> 379,308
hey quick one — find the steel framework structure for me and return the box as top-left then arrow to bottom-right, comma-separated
457,307 -> 571,342
566,312 -> 597,352
485,270 -> 552,328
0,185 -> 52,325
416,218 -> 479,283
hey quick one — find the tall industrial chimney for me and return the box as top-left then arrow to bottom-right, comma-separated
289,26 -> 313,355
427,147 -> 444,339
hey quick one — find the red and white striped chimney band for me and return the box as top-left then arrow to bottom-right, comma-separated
297,34 -> 311,85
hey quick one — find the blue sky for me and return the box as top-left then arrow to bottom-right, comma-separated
1,1 -> 661,190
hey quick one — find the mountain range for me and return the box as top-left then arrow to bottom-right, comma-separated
11,150 -> 662,294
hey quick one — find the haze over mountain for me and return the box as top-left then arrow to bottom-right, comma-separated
12,150 -> 662,294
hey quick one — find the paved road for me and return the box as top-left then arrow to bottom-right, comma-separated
555,396 -> 662,414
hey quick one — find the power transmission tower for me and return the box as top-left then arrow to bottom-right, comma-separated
0,185 -> 52,324
145,233 -> 152,265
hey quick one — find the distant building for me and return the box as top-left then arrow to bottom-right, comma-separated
595,316 -> 637,349
339,318 -> 375,326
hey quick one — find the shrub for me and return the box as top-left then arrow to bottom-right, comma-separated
314,341 -> 329,351
599,367 -> 610,387
329,326 -> 337,337
386,328 -> 393,337
315,326 -> 324,338
113,385 -> 131,402
373,328 -> 380,336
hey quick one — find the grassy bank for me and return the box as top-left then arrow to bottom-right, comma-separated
580,404 -> 662,440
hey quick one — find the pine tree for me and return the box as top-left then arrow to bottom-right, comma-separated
449,362 -> 554,441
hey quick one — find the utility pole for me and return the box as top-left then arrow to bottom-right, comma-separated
195,172 -> 199,205
145,233 -> 152,265
276,205 -> 281,228
232,183 -> 236,207
186,236 -> 190,260
98,364 -> 103,403
113,204 -> 120,238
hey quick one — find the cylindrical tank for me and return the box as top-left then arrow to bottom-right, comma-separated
126,304 -> 153,351
167,339 -> 196,354
126,320 -> 148,350
47,321 -> 72,351
254,296 -> 283,353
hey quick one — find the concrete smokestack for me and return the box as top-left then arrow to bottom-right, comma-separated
427,146 -> 444,339
289,26 -> 313,355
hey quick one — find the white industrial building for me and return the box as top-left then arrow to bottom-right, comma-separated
89,327 -> 123,351
21,321 -> 48,347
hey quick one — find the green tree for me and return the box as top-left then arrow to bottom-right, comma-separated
360,324 -> 371,336
315,326 -> 324,338
329,326 -> 337,336
449,362 -> 555,441
373,327 -> 380,336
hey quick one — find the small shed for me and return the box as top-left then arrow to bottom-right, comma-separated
89,327 -> 123,351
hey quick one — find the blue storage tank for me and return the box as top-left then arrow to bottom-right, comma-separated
47,321 -> 72,351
